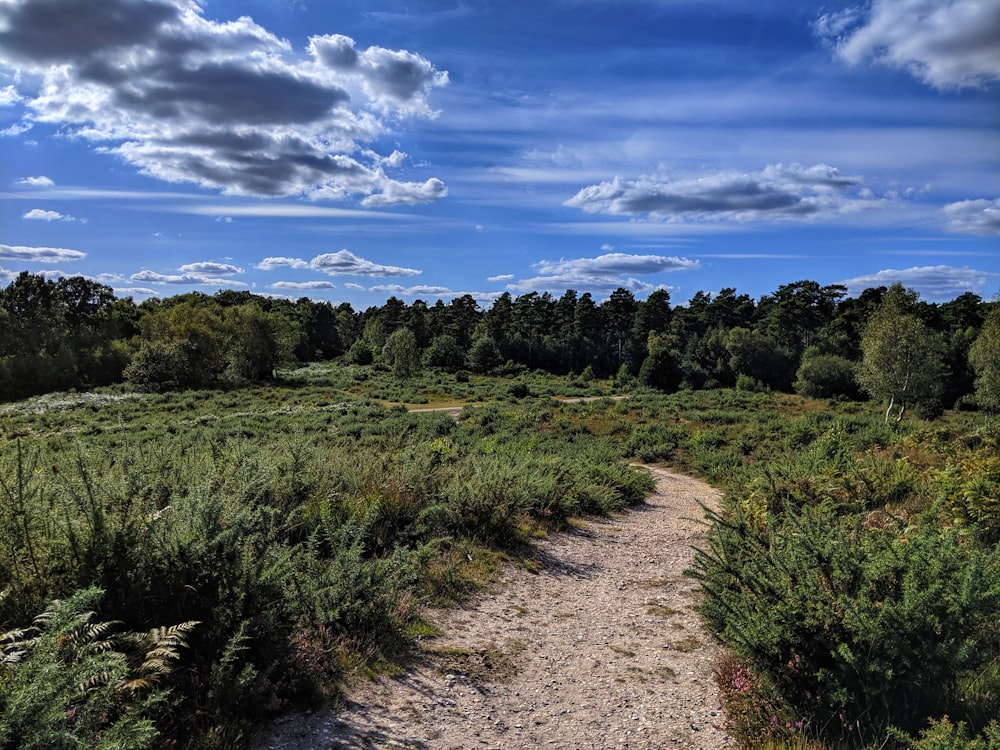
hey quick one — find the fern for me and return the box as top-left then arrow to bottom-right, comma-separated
0,588 -> 197,750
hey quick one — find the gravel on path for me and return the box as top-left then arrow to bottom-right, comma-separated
255,466 -> 733,750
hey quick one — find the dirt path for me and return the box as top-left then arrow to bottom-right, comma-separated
255,466 -> 732,750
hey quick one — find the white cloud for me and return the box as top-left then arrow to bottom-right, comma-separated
113,287 -> 158,297
0,243 -> 85,262
256,256 -> 310,271
0,265 -> 19,282
816,0 -> 1000,89
0,0 -> 448,203
507,251 -> 698,295
16,175 -> 53,187
271,280 -> 337,290
130,269 -> 247,287
839,265 -> 999,301
0,84 -> 20,106
22,208 -> 81,221
943,198 -> 1000,236
536,252 -> 699,277
366,283 -> 500,303
360,177 -> 447,207
487,273 -> 514,282
308,33 -> 449,116
344,282 -> 366,290
310,249 -> 420,277
565,164 -> 878,223
177,261 -> 244,276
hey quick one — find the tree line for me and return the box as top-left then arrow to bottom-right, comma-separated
1,271 -> 997,416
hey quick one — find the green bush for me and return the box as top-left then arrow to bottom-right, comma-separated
691,496 -> 1000,744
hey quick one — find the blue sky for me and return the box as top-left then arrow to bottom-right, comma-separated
1,0 -> 998,308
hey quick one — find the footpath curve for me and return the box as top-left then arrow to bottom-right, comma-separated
256,466 -> 733,750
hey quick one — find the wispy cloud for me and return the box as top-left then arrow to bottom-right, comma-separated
366,283 -> 499,303
839,265 -> 999,301
815,0 -> 1000,90
176,204 -> 417,219
0,0 -> 448,203
271,280 -> 337,290
565,164 -> 881,223
487,273 -> 514,281
943,198 -> 1000,237
0,243 -> 86,262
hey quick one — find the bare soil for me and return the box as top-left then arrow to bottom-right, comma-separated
255,466 -> 733,750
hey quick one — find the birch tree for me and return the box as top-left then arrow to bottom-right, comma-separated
858,296 -> 947,422
969,306 -> 1000,413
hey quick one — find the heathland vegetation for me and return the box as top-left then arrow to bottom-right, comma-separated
1,272 -> 998,748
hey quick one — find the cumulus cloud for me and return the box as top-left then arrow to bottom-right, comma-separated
177,261 -> 243,275
0,243 -> 86,262
130,269 -> 247,286
310,249 -> 420,277
271,280 -> 337,290
256,256 -> 310,271
508,251 -> 698,295
815,0 -> 1000,89
360,176 -> 447,207
0,0 -> 447,203
565,164 -> 876,222
308,33 -> 448,115
16,175 -> 53,186
943,198 -> 1000,236
840,265 -> 999,301
487,273 -> 514,282
113,286 -> 158,296
22,208 -> 81,221
1,265 -> 21,282
0,84 -> 20,105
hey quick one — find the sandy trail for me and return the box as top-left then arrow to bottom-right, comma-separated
255,466 -> 732,750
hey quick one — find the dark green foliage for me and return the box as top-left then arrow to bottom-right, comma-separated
423,334 -> 466,372
690,423 -> 1000,745
794,350 -> 861,400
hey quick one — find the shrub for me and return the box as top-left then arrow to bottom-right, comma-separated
793,352 -> 861,400
691,497 -> 1000,744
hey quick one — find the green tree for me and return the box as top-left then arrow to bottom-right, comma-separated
725,327 -> 794,390
424,334 -> 465,372
969,306 -> 1000,412
638,331 -> 682,392
224,302 -> 298,382
382,328 -> 420,379
858,288 -> 948,422
602,287 -> 638,369
467,336 -> 501,374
